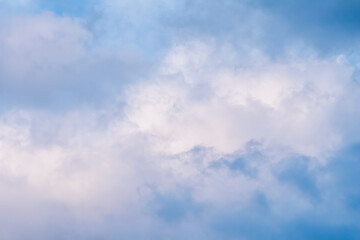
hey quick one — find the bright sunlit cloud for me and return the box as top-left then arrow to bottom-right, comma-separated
0,1 -> 360,239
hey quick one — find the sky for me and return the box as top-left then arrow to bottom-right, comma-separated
0,0 -> 360,239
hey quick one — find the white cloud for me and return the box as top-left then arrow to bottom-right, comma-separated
0,0 -> 359,238
124,41 -> 353,157
0,12 -> 89,85
0,40 -> 358,238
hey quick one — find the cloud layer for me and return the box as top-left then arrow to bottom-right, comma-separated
0,1 -> 360,239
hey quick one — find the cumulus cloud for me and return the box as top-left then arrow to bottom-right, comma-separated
0,12 -> 150,110
1,1 -> 360,239
0,12 -> 88,82
0,39 -> 359,239
126,41 -> 352,157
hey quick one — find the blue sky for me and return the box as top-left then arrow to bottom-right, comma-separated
0,0 -> 360,239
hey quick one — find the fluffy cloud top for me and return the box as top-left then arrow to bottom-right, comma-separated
0,1 -> 360,240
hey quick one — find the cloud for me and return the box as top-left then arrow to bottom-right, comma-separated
87,0 -> 360,59
1,0 -> 359,111
0,12 -> 88,82
0,40 -> 359,239
1,1 -> 360,239
0,12 -> 151,111
125,41 -> 353,157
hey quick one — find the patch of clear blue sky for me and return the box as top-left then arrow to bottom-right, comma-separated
34,0 -> 96,17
